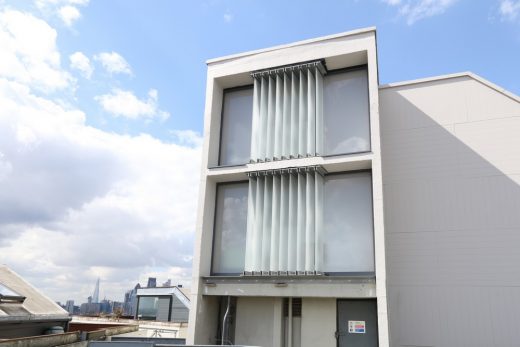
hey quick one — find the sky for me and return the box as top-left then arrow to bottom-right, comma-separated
0,0 -> 519,304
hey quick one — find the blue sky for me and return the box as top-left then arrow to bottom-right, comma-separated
0,0 -> 519,303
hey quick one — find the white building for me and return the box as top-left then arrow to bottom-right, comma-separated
188,27 -> 520,347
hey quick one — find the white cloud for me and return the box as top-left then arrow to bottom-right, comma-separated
58,5 -> 80,26
95,89 -> 169,120
223,12 -> 233,23
94,52 -> 132,75
499,0 -> 520,21
171,130 -> 203,147
0,5 -> 200,303
69,51 -> 93,78
0,9 -> 72,92
383,0 -> 458,25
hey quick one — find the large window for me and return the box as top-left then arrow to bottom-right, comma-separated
323,68 -> 371,156
323,171 -> 374,273
219,87 -> 254,166
137,296 -> 159,320
212,182 -> 249,274
211,171 -> 374,275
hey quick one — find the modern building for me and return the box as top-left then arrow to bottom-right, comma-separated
135,286 -> 190,323
123,283 -> 141,316
0,265 -> 70,338
188,27 -> 520,347
147,277 -> 157,288
65,299 -> 74,315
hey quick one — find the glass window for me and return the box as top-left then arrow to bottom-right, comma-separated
137,296 -> 159,320
323,171 -> 374,273
323,68 -> 371,156
212,182 -> 248,274
219,87 -> 253,166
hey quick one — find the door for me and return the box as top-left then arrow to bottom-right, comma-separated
337,299 -> 378,347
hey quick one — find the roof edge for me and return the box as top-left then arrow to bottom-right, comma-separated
379,72 -> 520,103
206,27 -> 376,65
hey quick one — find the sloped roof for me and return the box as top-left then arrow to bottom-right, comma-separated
0,265 -> 69,322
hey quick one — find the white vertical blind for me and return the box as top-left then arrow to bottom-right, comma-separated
250,61 -> 326,162
244,166 -> 325,275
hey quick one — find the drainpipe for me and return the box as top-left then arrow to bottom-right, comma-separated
288,298 -> 292,347
222,296 -> 231,345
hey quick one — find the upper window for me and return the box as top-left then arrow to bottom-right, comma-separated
219,87 -> 254,166
323,68 -> 371,156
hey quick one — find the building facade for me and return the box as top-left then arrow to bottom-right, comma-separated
135,286 -> 190,323
188,27 -> 520,347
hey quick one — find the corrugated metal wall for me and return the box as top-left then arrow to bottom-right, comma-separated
380,76 -> 520,347
170,294 -> 189,323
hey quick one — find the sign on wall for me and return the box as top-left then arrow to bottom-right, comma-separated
348,320 -> 366,334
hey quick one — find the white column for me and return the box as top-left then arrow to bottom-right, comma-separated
279,174 -> 289,272
253,175 -> 264,271
270,175 -> 280,271
298,69 -> 307,158
274,74 -> 283,160
282,73 -> 291,159
315,67 -> 324,155
290,71 -> 299,158
314,172 -> 324,272
250,78 -> 261,161
258,76 -> 268,161
306,69 -> 316,156
261,175 -> 272,272
296,171 -> 306,272
287,173 -> 297,273
305,170 -> 315,272
266,75 -> 276,161
244,176 -> 256,272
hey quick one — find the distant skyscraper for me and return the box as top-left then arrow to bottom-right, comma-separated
146,277 -> 156,288
92,278 -> 100,303
65,300 -> 74,314
162,279 -> 171,287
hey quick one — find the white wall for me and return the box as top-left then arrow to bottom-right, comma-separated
234,297 -> 280,347
301,298 -> 336,347
380,74 -> 520,347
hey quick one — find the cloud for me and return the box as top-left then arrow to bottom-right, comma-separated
0,9 -> 73,92
95,88 -> 169,120
0,5 -> 200,303
58,5 -> 80,26
223,12 -> 233,23
170,130 -> 204,147
69,51 -> 93,78
94,52 -> 132,76
383,0 -> 458,25
499,0 -> 520,21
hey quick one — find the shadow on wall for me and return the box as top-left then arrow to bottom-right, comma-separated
379,76 -> 520,347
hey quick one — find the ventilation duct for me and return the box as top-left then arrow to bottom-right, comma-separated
244,166 -> 325,275
250,61 -> 326,162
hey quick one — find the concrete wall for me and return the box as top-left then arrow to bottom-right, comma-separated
380,74 -> 520,347
301,298 -> 336,347
234,297 -> 280,347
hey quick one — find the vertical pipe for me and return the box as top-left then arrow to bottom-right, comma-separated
296,171 -> 306,272
270,175 -> 280,271
244,176 -> 256,272
290,71 -> 299,158
253,176 -> 264,271
314,172 -> 324,272
274,74 -> 283,160
279,174 -> 288,272
307,69 -> 316,156
298,69 -> 307,158
261,175 -> 272,272
282,73 -> 291,159
258,76 -> 268,161
266,75 -> 275,161
305,171 -> 315,272
250,78 -> 261,161
222,296 -> 231,345
288,298 -> 293,347
287,173 -> 297,272
315,67 -> 324,155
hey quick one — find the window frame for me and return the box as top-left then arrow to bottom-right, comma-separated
216,84 -> 254,168
211,180 -> 250,276
322,64 -> 372,158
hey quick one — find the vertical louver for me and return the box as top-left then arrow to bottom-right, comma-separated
244,166 -> 325,275
250,61 -> 326,162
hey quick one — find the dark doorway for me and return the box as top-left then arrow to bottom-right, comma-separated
337,299 -> 378,347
